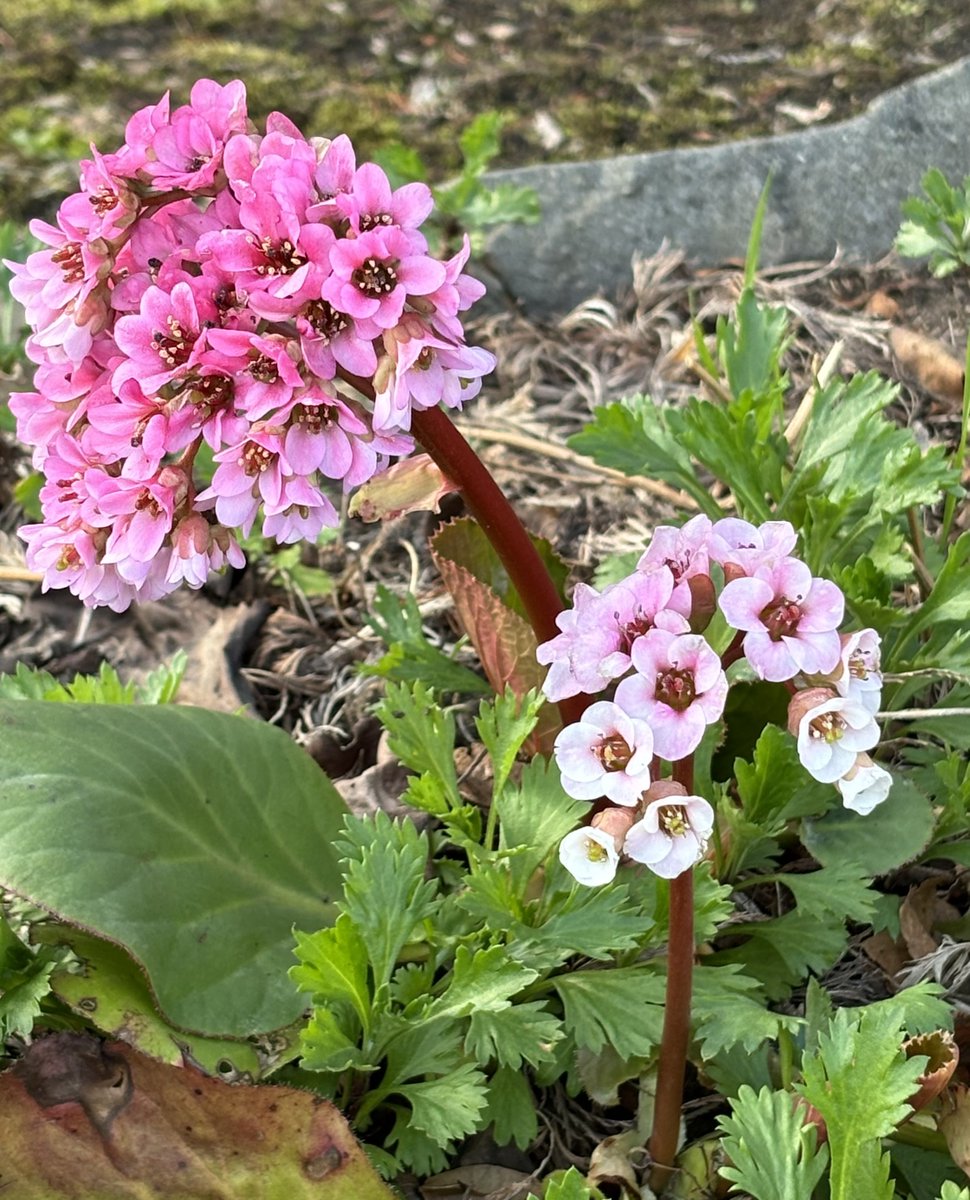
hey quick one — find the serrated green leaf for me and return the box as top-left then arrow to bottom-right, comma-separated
486,1065 -> 539,1149
692,964 -> 793,1057
799,1004 -> 925,1200
466,1001 -> 563,1069
338,813 -> 439,991
710,909 -> 849,999
496,756 -> 588,890
511,870 -> 646,969
476,688 -> 544,802
553,967 -> 666,1060
567,396 -> 718,516
681,396 -> 786,520
530,1166 -> 601,1200
734,724 -> 812,827
717,286 -> 790,406
430,945 -> 537,1020
364,585 -> 489,695
0,952 -> 58,1040
296,1004 -> 372,1073
0,701 -> 346,1036
717,1085 -> 828,1200
374,681 -> 462,807
760,863 -> 877,926
291,914 -> 371,1032
397,1060 -> 489,1143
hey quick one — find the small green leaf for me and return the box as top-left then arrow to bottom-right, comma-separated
553,967 -> 666,1060
374,681 -> 462,808
397,1060 -> 489,1144
338,813 -> 439,992
717,1085 -> 828,1200
567,396 -> 718,516
363,585 -> 489,695
430,945 -> 537,1020
466,1002 -> 563,1069
486,1065 -> 539,1149
291,915 -> 372,1032
476,688 -> 544,801
799,1004 -> 925,1200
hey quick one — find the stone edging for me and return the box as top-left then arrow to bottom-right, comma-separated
484,56 -> 970,316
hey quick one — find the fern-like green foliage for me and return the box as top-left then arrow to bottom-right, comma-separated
717,1085 -> 828,1200
799,1005 -> 927,1200
0,653 -> 186,704
895,167 -> 970,277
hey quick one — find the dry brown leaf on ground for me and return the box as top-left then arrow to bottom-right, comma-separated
890,327 -> 966,404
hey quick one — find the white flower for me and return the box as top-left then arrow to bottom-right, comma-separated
559,827 -> 620,886
553,700 -> 654,806
796,694 -> 879,784
624,795 -> 714,879
838,755 -> 892,814
834,627 -> 882,715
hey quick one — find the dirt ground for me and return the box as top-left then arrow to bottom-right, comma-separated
2,0 -> 970,222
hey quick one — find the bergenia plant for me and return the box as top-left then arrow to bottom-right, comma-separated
537,512 -> 887,1186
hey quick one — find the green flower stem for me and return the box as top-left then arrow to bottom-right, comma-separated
409,405 -> 590,727
648,754 -> 697,1193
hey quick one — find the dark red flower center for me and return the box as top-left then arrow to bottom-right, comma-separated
760,597 -> 803,641
353,256 -> 397,297
655,668 -> 695,711
597,734 -> 633,772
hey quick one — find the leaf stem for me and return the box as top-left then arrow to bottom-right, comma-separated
648,755 -> 696,1193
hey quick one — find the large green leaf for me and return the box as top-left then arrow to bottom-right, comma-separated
0,701 -> 346,1037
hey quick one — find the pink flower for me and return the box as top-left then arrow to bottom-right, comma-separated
837,755 -> 892,814
282,389 -> 369,479
718,556 -> 844,682
709,518 -> 797,576
615,629 -> 728,761
624,791 -> 714,879
143,78 -> 248,191
322,227 -> 446,329
637,513 -> 713,617
373,320 -> 496,433
200,329 -> 304,420
335,161 -> 434,238
789,689 -> 880,784
113,281 -> 212,394
553,701 -> 654,806
537,567 -> 688,702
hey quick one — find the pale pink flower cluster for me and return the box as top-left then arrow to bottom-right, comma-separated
7,79 -> 494,611
540,515 -> 889,885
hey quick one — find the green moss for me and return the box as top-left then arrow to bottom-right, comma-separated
308,93 -> 406,161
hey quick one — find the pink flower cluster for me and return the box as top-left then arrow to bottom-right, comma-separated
7,79 -> 494,611
539,515 -> 889,885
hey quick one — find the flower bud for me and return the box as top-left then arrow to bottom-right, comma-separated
641,780 -> 688,805
687,573 -> 717,633
786,687 -> 838,735
591,805 -> 638,847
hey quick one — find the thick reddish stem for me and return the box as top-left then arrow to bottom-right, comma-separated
409,406 -> 589,727
648,755 -> 696,1193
